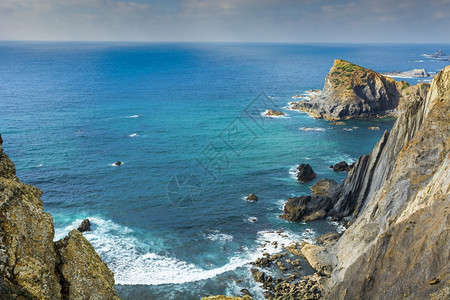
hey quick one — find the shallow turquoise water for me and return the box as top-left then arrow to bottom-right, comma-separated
1,42 -> 448,299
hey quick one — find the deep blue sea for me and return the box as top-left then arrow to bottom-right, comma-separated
1,42 -> 448,299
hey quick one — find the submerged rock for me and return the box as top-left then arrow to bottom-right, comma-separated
297,164 -> 316,182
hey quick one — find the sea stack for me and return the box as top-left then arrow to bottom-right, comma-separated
290,59 -> 429,120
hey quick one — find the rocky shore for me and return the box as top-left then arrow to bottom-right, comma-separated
290,59 -> 429,120
208,64 -> 449,300
0,136 -> 120,299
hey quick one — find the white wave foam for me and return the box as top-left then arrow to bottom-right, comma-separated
55,217 -> 257,285
329,220 -> 346,234
109,162 -> 124,167
204,231 -> 234,242
125,114 -> 142,118
288,166 -> 298,180
129,133 -> 139,138
300,228 -> 316,244
300,127 -> 325,132
261,110 -> 289,118
245,216 -> 258,223
36,164 -> 43,167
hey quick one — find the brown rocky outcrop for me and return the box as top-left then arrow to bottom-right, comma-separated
0,139 -> 120,299
291,59 -> 429,120
323,64 -> 450,300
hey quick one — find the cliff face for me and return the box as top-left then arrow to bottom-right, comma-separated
291,59 -> 429,120
0,139 -> 120,299
324,65 -> 450,299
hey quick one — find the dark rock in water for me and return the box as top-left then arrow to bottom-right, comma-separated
0,134 -> 3,146
332,161 -> 350,172
77,219 -> 91,233
297,164 -> 316,182
280,195 -> 334,222
251,268 -> 266,283
265,109 -> 285,116
246,193 -> 258,202
311,179 -> 340,198
114,161 -> 123,166
240,289 -> 252,297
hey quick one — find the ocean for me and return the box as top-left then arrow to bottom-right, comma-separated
1,42 -> 448,299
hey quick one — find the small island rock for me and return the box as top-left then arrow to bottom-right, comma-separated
297,164 -> 316,182
265,109 -> 285,116
77,218 -> 91,233
246,193 -> 258,202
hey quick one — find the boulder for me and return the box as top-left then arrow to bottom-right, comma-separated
265,109 -> 285,116
297,164 -> 316,182
77,219 -> 91,233
280,195 -> 334,222
246,193 -> 258,202
331,161 -> 350,172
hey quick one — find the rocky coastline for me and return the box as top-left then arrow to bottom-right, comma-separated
290,59 -> 429,120
207,64 -> 449,300
0,136 -> 120,299
1,61 -> 449,300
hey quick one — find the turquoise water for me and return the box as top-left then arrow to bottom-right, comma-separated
1,42 -> 448,299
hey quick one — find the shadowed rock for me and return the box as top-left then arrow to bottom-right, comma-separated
77,219 -> 91,233
297,164 -> 316,182
280,195 -> 334,222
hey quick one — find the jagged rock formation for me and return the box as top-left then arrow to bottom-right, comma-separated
291,59 -> 429,120
280,195 -> 334,222
0,138 -> 120,299
298,65 -> 450,299
296,164 -> 316,182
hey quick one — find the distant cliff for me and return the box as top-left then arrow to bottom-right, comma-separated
0,139 -> 120,299
291,59 -> 429,120
291,65 -> 450,299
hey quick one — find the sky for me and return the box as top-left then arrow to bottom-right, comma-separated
0,0 -> 449,43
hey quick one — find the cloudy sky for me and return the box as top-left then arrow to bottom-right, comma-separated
1,0 -> 449,43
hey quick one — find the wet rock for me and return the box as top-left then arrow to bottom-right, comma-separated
246,193 -> 258,202
297,164 -> 316,182
280,195 -> 334,222
77,218 -> 91,233
114,161 -> 123,166
240,288 -> 252,297
368,126 -> 380,130
265,110 -> 285,116
251,268 -> 266,283
331,161 -> 350,172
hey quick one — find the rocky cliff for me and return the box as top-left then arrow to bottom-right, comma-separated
299,65 -> 450,299
0,138 -> 120,299
291,59 -> 429,120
